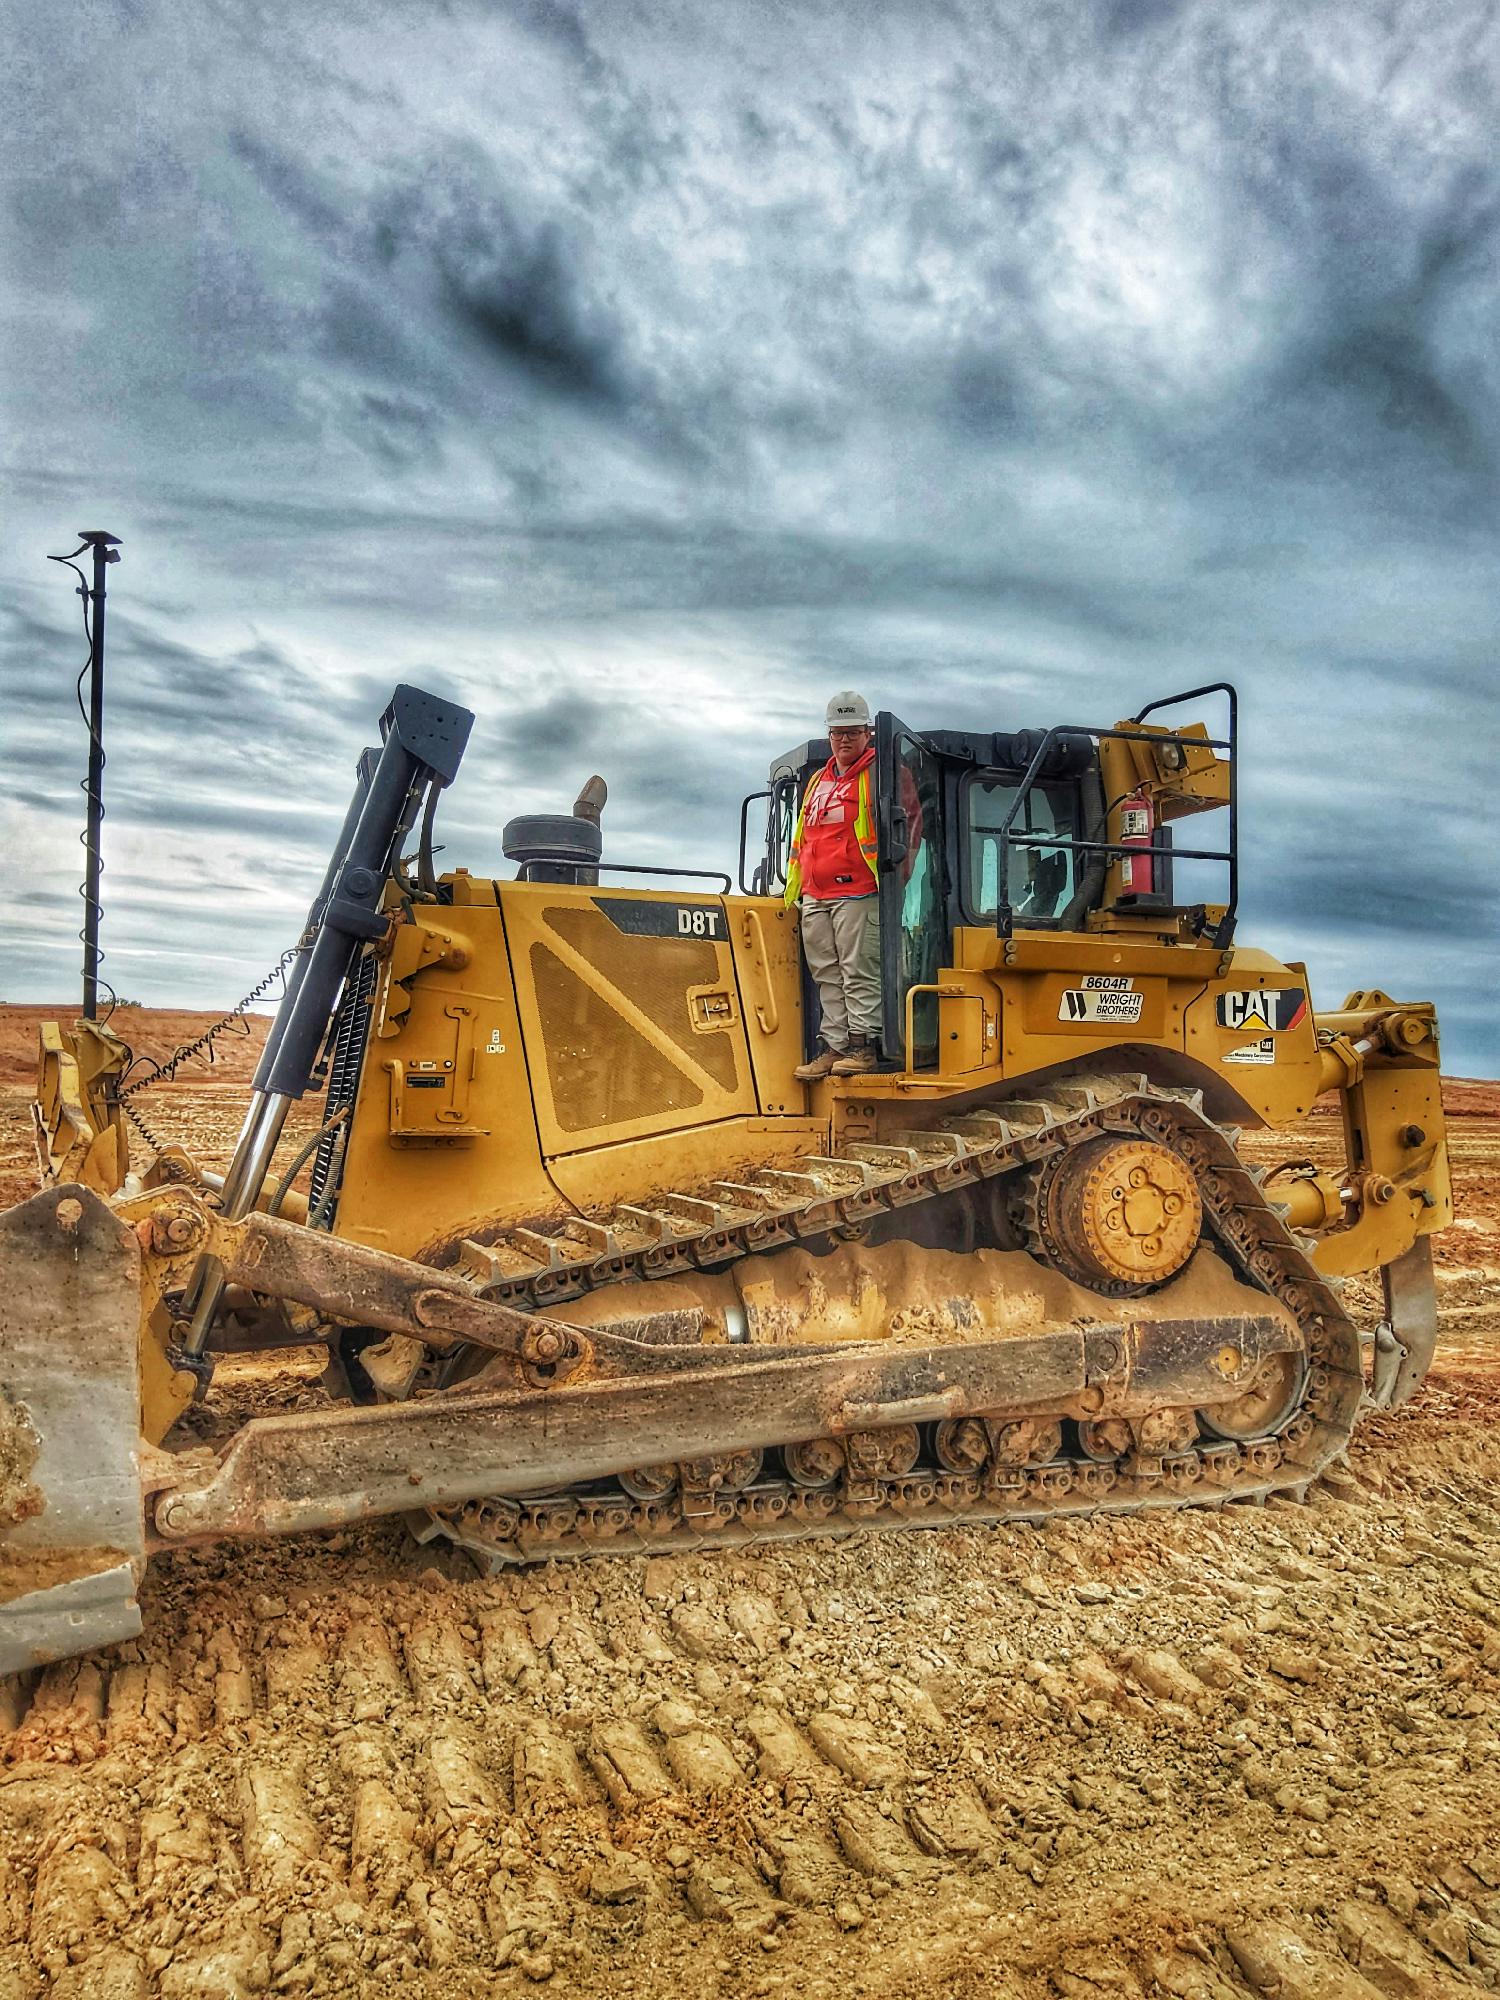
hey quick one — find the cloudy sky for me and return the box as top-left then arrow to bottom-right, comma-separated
3,0 -> 1497,1073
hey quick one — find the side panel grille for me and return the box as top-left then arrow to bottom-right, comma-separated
544,907 -> 738,1092
500,885 -> 761,1157
531,940 -> 706,1133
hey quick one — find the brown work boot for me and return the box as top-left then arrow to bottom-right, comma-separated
793,1045 -> 843,1082
830,1039 -> 878,1075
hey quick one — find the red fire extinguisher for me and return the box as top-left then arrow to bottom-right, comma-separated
1120,788 -> 1154,894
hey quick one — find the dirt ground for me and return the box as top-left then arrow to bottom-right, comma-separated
2,1006 -> 1498,2000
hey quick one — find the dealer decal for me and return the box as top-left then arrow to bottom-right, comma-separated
1058,976 -> 1143,1025
1223,1036 -> 1277,1066
1215,988 -> 1307,1033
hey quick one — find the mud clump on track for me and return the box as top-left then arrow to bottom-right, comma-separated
1,1008 -> 1497,1998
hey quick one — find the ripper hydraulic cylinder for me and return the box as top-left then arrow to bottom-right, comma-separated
181,685 -> 474,1357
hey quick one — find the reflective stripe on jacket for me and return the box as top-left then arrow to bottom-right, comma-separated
784,751 -> 879,905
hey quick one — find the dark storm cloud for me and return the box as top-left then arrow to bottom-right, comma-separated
1315,324 -> 1479,467
1102,0 -> 1188,36
498,691 -> 611,783
435,204 -> 631,415
1246,834 -> 1489,947
3,599 -> 389,764
1,0 -> 1497,1066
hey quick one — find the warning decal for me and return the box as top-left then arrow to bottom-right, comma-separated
1223,1036 -> 1276,1065
1059,982 -> 1144,1024
1215,988 -> 1308,1033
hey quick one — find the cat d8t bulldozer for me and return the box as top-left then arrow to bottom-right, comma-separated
4,681 -> 1450,1673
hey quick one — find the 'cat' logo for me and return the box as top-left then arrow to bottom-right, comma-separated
1215,989 -> 1307,1033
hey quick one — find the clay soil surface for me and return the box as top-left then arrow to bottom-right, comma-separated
2,1005 -> 1498,2000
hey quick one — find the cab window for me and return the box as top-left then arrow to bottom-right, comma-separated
965,773 -> 1078,923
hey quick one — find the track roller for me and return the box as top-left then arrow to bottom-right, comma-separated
1199,1352 -> 1307,1441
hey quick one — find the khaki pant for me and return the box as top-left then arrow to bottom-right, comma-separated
800,894 -> 882,1047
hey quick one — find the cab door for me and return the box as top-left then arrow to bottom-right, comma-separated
874,714 -> 946,1068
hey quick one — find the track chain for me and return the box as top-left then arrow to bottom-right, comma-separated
426,1075 -> 1365,1569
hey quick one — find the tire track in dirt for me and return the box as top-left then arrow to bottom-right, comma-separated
4,1416 -> 1499,2000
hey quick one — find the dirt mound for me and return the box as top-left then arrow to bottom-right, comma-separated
1303,1076 -> 1498,1120
1446,1078 -> 1500,1118
0,1005 -> 301,1210
0,1002 -> 273,1090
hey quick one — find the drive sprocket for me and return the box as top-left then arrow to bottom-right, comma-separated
1014,1131 -> 1203,1295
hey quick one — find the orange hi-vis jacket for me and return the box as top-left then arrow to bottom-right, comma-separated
784,748 -> 879,904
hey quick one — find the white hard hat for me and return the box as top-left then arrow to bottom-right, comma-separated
825,690 -> 872,729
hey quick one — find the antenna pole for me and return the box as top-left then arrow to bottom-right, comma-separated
52,530 -> 122,1019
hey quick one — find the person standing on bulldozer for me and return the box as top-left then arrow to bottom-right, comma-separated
785,691 -> 888,1080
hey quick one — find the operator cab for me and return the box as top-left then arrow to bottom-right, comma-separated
743,686 -> 1236,1071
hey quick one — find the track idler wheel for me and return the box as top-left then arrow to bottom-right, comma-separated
1025,1134 -> 1202,1294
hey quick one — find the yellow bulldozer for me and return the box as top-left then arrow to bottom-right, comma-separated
3,681 -> 1450,1674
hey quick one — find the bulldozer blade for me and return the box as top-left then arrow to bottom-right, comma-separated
1370,1236 -> 1439,1409
0,1185 -> 147,1673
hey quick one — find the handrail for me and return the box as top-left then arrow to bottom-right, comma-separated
739,909 -> 780,1033
1001,833 -> 1231,862
903,980 -> 982,1070
990,689 -> 1237,949
520,860 -> 733,893
1133,679 -> 1236,725
738,790 -> 771,895
1131,682 -> 1238,945
741,774 -> 802,898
